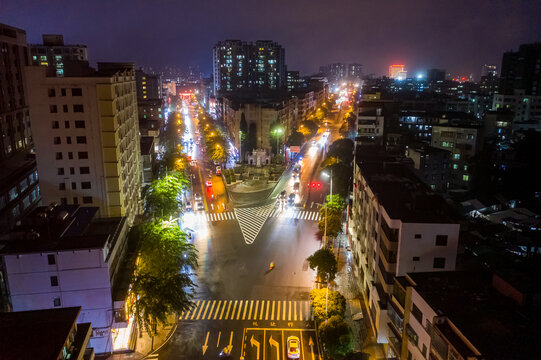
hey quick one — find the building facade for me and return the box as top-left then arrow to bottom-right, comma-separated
24,62 -> 141,222
29,34 -> 88,78
499,42 -> 541,96
213,40 -> 286,95
0,23 -> 41,233
349,159 -> 460,346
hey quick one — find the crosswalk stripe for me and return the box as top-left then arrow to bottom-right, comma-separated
248,300 -> 254,320
220,300 -> 228,320
271,301 -> 275,321
289,301 -> 292,320
254,301 -> 259,321
201,301 -> 212,319
236,300 -> 243,320
229,301 -> 237,320
225,300 -> 232,320
208,301 -> 217,320
277,301 -> 280,321
242,300 -> 248,320
283,300 -> 286,320
192,300 -> 202,320
259,300 -> 265,319
294,301 -> 297,321
213,300 -> 222,319
265,300 -> 270,320
300,302 -> 303,321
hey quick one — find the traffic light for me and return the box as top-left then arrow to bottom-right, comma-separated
308,182 -> 322,188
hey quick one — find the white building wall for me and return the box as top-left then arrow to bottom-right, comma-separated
3,248 -> 113,353
397,222 -> 459,275
407,288 -> 438,360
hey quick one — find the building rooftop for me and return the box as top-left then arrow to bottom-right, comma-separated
357,160 -> 456,223
407,271 -> 539,360
0,307 -> 83,359
0,204 -> 124,255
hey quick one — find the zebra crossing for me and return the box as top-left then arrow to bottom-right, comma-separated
234,204 -> 275,244
194,209 -> 321,223
179,299 -> 313,322
268,209 -> 321,221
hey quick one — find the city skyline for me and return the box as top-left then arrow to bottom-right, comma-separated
2,0 -> 541,77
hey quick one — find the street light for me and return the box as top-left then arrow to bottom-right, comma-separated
322,169 -> 333,246
272,127 -> 284,155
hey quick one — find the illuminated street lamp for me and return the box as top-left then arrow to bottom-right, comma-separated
272,127 -> 284,155
322,169 -> 333,246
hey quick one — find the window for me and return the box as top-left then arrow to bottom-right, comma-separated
59,183 -> 66,190
54,137 -> 61,144
66,136 -> 71,144
82,196 -> 93,204
63,104 -> 68,113
81,182 -> 91,189
433,257 -> 446,269
60,197 -> 67,205
50,105 -> 58,113
436,235 -> 448,246
453,164 -> 458,170
411,303 -> 423,324
50,276 -> 58,287
57,168 -> 64,175
76,136 -> 87,144
463,175 -> 469,181
413,256 -> 420,261
64,120 -> 70,129
61,88 -> 66,96
71,88 -> 82,96
47,254 -> 56,265
70,182 -> 76,190
48,88 -> 56,97
73,104 -> 84,112
74,120 -> 85,128
70,167 -> 75,175
78,151 -> 88,159
52,121 -> 59,129
414,234 -> 422,239
53,297 -> 61,307
68,152 -> 73,159
422,344 -> 427,357
55,152 -> 63,160
453,153 -> 460,160
73,197 -> 78,205
80,166 -> 90,174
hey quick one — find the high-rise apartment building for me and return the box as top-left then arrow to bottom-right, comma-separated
25,62 -> 141,222
213,40 -> 286,95
29,34 -> 88,77
287,70 -> 301,91
499,43 -> 541,95
350,156 -> 459,345
348,63 -> 362,80
0,23 -> 41,232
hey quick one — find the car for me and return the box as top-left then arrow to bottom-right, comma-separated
216,166 -> 222,175
292,170 -> 299,178
206,180 -> 213,188
196,201 -> 204,211
293,182 -> 300,193
219,345 -> 232,358
287,336 -> 300,359
185,201 -> 192,211
191,159 -> 197,166
280,190 -> 287,199
288,193 -> 296,205
194,193 -> 202,201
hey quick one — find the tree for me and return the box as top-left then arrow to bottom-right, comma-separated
319,315 -> 354,358
322,162 -> 353,197
299,120 -> 319,137
128,220 -> 198,335
309,288 -> 346,321
320,195 -> 346,217
318,213 -> 343,238
287,131 -> 304,146
327,138 -> 354,164
307,247 -> 338,283
144,173 -> 189,219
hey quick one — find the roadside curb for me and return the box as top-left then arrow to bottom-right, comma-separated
142,318 -> 179,359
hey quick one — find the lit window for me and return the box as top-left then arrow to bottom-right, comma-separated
453,164 -> 458,170
453,154 -> 460,160
462,175 -> 469,181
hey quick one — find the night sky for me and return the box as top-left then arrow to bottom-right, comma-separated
2,0 -> 541,77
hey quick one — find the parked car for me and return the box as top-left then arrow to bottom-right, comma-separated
287,336 -> 300,359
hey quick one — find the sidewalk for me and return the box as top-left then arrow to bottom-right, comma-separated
333,233 -> 386,360
97,314 -> 178,360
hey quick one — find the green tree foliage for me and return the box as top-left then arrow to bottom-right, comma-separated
309,288 -> 346,321
320,195 -> 347,218
319,315 -> 354,358
128,220 -> 198,335
327,138 -> 354,164
322,162 -> 353,198
286,131 -> 304,146
318,213 -> 343,238
307,247 -> 338,282
144,173 -> 189,219
300,120 -> 319,137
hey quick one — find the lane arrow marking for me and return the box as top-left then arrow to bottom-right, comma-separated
250,335 -> 261,360
202,331 -> 209,355
309,336 -> 315,360
269,335 -> 280,360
